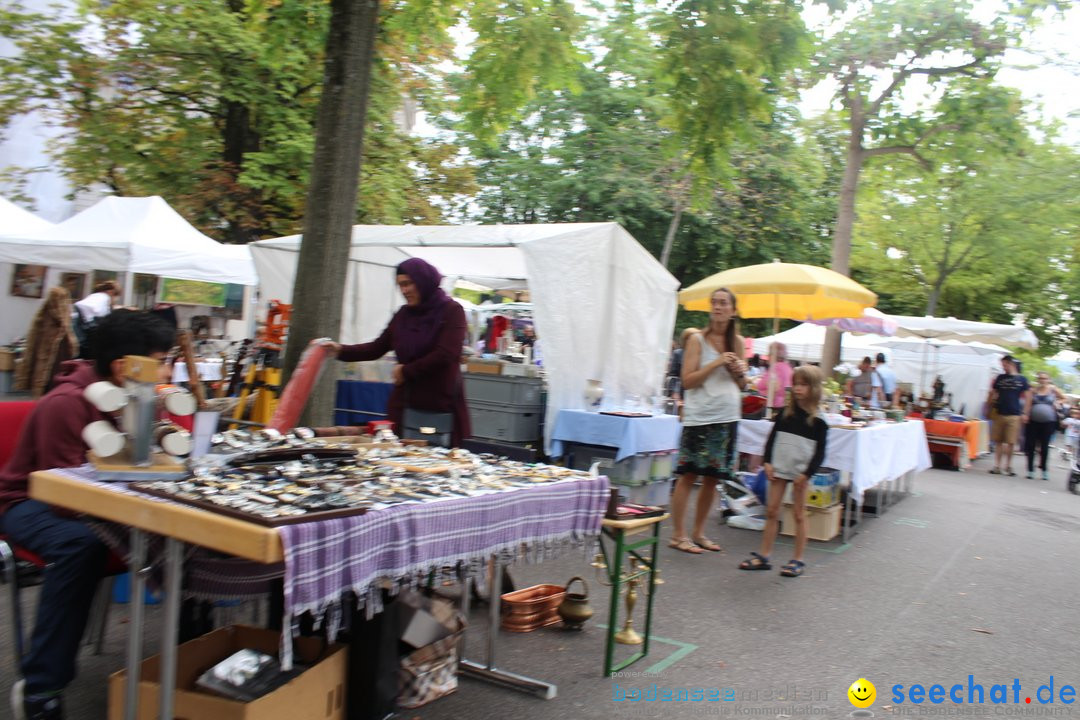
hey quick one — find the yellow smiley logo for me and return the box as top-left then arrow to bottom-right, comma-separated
848,678 -> 876,708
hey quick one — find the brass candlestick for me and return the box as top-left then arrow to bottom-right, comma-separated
613,558 -> 643,645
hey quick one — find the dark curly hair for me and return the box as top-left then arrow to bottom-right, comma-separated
84,310 -> 176,377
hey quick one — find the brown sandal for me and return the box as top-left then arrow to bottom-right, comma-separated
692,536 -> 723,553
669,537 -> 704,554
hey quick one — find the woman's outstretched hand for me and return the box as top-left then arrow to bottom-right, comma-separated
319,339 -> 342,357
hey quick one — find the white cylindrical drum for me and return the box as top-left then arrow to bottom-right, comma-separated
84,382 -> 127,413
154,426 -> 192,457
158,387 -> 197,416
82,420 -> 126,458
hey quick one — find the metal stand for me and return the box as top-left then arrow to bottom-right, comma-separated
159,538 -> 184,719
123,530 -> 147,720
597,514 -> 666,676
458,555 -> 557,699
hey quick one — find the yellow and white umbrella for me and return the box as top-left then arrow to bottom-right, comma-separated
679,261 -> 877,406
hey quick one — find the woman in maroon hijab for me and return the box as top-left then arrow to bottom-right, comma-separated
327,258 -> 471,445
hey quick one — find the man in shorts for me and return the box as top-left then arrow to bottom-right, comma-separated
987,354 -> 1030,476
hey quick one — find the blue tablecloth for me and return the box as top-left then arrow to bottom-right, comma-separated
334,380 -> 393,426
549,409 -> 683,461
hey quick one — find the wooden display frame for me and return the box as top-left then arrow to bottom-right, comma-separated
131,482 -> 370,528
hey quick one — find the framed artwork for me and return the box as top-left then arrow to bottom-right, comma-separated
211,283 -> 245,320
159,277 -> 227,307
60,271 -> 86,300
10,264 -> 47,298
91,270 -> 120,292
133,273 -> 158,310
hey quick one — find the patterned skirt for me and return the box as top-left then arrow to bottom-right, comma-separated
676,421 -> 739,479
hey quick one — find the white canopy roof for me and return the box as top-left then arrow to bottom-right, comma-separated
251,223 -> 679,452
0,197 -> 53,235
0,196 -> 259,286
891,315 -> 1038,349
752,322 -> 1007,418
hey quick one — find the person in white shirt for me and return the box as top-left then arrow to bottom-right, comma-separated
74,280 -> 120,324
874,352 -> 898,407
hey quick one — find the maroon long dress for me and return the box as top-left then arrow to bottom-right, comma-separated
338,301 -> 471,446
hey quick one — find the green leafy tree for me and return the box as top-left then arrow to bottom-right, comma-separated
807,0 -> 1060,370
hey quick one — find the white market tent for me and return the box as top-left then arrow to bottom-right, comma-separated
0,195 -> 259,343
0,196 -> 258,286
752,322 -> 1008,417
0,196 -> 54,236
250,223 -> 679,453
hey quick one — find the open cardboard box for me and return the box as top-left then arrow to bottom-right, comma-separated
108,625 -> 346,720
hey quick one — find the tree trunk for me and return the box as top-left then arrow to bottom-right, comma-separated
659,197 -> 684,269
821,121 -> 864,376
283,0 -> 381,427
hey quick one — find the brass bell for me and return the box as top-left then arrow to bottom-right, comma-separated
557,576 -> 594,631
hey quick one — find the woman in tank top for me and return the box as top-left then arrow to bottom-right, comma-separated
1023,371 -> 1066,480
669,287 -> 748,554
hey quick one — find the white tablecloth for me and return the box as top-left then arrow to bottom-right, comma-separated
171,359 -> 224,383
737,419 -> 932,505
549,409 -> 683,461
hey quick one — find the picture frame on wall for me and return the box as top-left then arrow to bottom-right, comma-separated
10,264 -> 47,298
60,271 -> 87,300
91,270 -> 120,293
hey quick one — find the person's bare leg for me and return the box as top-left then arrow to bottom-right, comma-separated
670,473 -> 696,540
790,478 -> 809,562
758,478 -> 787,559
691,477 -> 718,540
1003,442 -> 1015,473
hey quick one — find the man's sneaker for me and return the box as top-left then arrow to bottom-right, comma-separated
11,683 -> 63,720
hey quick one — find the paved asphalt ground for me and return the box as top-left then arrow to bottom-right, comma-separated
4,449 -> 1080,720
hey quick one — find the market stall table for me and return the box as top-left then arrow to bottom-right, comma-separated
30,464 -> 608,717
920,417 -> 981,470
737,419 -> 931,541
549,409 -> 682,464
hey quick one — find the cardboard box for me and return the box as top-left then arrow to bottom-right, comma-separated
0,349 -> 13,372
465,360 -> 502,375
780,502 -> 842,542
108,625 -> 346,720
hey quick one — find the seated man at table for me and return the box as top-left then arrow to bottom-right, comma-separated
0,310 -> 174,720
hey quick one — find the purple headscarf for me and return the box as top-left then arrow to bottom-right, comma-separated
393,257 -> 453,363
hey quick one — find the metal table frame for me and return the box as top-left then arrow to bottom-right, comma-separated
598,514 -> 667,675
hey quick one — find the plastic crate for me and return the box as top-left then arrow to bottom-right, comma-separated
467,400 -> 542,442
617,478 -> 672,507
464,374 -> 543,406
600,453 -> 653,486
649,451 -> 677,480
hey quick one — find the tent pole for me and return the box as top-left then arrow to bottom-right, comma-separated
765,315 -> 779,410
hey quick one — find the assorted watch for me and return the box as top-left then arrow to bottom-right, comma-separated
133,438 -> 591,526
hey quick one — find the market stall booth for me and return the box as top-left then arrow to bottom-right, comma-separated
250,223 -> 679,454
0,195 -> 259,345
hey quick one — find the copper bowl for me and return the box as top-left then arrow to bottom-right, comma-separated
500,584 -> 566,632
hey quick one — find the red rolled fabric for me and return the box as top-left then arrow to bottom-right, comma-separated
267,341 -> 330,432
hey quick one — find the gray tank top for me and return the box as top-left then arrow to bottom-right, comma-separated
682,333 -> 741,426
1030,391 -> 1058,423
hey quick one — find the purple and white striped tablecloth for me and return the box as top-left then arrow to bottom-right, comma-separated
277,475 -> 609,658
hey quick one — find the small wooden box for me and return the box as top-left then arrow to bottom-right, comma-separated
465,360 -> 502,375
780,502 -> 842,542
0,350 -> 14,372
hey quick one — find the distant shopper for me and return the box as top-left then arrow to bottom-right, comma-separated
755,341 -> 793,416
73,280 -> 119,325
874,353 -> 898,407
987,355 -> 1030,476
739,365 -> 828,578
14,287 -> 79,398
845,356 -> 884,407
1023,371 -> 1066,481
670,290 -> 746,555
73,280 -> 121,353
665,327 -> 698,400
